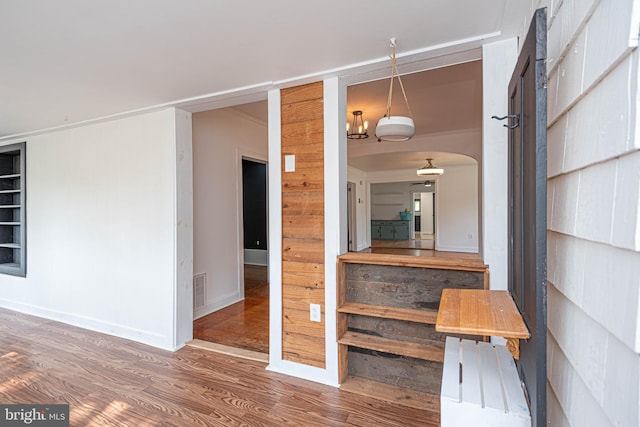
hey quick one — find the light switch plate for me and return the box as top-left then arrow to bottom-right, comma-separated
285,154 -> 295,172
310,304 -> 321,322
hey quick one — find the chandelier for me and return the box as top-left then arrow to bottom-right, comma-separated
347,110 -> 369,139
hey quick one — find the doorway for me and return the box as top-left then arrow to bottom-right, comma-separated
191,104 -> 270,356
413,189 -> 435,247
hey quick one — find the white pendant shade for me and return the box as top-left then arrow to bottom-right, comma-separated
375,116 -> 415,142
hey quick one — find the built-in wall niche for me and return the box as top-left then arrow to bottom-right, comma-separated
0,142 -> 26,277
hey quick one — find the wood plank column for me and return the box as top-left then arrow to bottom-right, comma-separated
280,82 -> 326,368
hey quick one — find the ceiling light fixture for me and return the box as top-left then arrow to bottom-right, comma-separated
375,38 -> 415,142
346,110 -> 369,139
417,158 -> 444,176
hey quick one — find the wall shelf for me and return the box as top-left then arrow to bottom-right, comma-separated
337,252 -> 489,395
0,142 -> 26,277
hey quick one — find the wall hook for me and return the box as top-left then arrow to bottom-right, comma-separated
491,114 -> 520,129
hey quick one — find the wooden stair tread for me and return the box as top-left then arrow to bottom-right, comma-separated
338,331 -> 444,363
338,302 -> 438,325
339,376 -> 440,412
337,251 -> 488,271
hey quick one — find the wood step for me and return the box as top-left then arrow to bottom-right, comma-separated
338,302 -> 438,325
339,375 -> 440,412
338,331 -> 444,363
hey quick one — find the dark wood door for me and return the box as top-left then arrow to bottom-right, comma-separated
507,8 -> 547,427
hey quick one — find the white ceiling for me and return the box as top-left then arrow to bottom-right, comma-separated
0,1 -> 534,139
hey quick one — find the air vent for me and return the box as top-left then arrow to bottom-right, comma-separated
193,273 -> 206,309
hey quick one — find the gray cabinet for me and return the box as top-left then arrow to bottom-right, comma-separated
371,220 -> 410,240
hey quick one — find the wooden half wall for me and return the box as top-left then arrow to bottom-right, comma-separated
280,82 -> 326,368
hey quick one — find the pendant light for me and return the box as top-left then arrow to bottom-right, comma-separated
375,38 -> 415,142
417,158 -> 444,176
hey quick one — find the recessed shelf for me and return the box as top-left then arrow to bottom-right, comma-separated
0,141 -> 25,277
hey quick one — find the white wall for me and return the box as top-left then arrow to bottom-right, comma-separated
482,38 -> 517,290
0,108 -> 191,351
542,0 -> 640,425
435,164 -> 479,252
192,108 -> 267,319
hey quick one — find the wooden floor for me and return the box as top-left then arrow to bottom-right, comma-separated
193,265 -> 269,354
363,243 -> 480,260
0,308 -> 439,426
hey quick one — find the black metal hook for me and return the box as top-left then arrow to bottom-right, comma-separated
491,114 -> 520,129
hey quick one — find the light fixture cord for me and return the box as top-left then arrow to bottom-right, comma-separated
385,41 -> 413,119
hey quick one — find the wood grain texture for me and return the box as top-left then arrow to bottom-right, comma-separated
0,308 -> 438,426
339,331 -> 444,363
194,265 -> 269,354
281,99 -> 324,123
282,261 -> 324,288
280,82 -> 323,105
436,289 -> 530,338
340,376 -> 440,414
347,348 -> 443,395
338,302 -> 438,324
345,263 -> 484,311
280,82 -> 325,367
281,167 -> 324,192
340,251 -> 489,278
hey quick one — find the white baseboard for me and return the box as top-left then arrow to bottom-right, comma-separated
193,290 -> 242,320
435,245 -> 479,253
0,298 -> 175,351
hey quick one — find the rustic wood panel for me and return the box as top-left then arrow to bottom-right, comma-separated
347,314 -> 447,345
280,143 -> 325,169
283,237 -> 325,263
283,308 -> 325,336
346,263 -> 483,311
281,120 -> 324,146
282,191 -> 324,215
282,285 -> 325,311
280,82 -> 325,368
280,82 -> 323,105
340,376 -> 440,413
339,331 -> 444,363
282,214 -> 324,240
347,348 -> 443,395
281,167 -> 324,192
283,332 -> 326,368
339,302 -> 438,325
282,261 -> 324,288
281,98 -> 324,123
339,251 -> 489,277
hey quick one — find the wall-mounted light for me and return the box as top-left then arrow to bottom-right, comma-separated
347,110 -> 369,139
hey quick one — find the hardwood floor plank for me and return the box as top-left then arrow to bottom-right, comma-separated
0,307 -> 439,426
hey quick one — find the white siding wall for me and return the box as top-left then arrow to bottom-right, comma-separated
541,0 -> 640,425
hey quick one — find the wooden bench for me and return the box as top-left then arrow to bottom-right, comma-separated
441,337 -> 531,426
